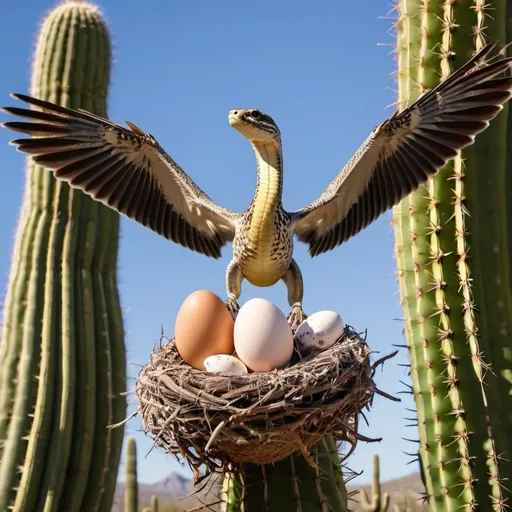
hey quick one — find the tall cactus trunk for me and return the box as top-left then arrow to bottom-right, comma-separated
0,2 -> 126,511
125,437 -> 138,512
221,437 -> 348,511
393,1 -> 512,510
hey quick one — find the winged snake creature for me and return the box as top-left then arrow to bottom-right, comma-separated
3,42 -> 512,330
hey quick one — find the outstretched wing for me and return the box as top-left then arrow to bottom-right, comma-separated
2,94 -> 238,259
291,42 -> 512,256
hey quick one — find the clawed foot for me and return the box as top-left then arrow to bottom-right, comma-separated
287,305 -> 307,333
225,296 -> 240,321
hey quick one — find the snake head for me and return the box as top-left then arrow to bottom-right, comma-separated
228,108 -> 280,143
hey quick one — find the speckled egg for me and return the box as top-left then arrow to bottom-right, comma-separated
234,298 -> 293,372
294,310 -> 344,355
204,354 -> 248,375
175,290 -> 235,370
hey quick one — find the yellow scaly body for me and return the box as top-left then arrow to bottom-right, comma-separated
243,142 -> 284,286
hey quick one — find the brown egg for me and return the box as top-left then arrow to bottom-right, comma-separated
175,290 -> 235,370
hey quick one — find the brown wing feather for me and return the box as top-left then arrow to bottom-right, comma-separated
2,93 -> 238,258
291,42 -> 512,256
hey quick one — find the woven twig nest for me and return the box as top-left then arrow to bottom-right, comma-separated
136,325 -> 388,477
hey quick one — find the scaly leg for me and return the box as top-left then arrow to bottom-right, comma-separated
282,259 -> 307,332
225,259 -> 244,320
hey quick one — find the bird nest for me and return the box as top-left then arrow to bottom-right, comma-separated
135,326 -> 393,478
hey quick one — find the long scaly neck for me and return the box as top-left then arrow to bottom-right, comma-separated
248,140 -> 283,245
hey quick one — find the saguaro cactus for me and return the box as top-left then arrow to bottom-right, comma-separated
393,1 -> 512,510
221,437 -> 348,511
360,455 -> 390,512
125,437 -> 138,512
0,1 -> 126,510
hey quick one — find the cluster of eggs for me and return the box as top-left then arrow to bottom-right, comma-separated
174,290 -> 345,375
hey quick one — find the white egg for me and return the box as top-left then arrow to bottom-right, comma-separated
294,311 -> 344,355
204,354 -> 248,375
234,298 -> 293,372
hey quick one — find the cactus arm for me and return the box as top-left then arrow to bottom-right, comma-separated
125,437 -> 138,512
150,495 -> 159,512
359,455 -> 390,512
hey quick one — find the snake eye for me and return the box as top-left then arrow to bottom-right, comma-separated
251,110 -> 260,119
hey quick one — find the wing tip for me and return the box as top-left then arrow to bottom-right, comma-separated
308,243 -> 320,258
9,92 -> 32,104
475,40 -> 498,61
125,120 -> 146,136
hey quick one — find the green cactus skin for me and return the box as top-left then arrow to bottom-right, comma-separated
360,455 -> 390,512
221,437 -> 348,511
393,1 -> 512,510
125,437 -> 138,512
0,2 -> 126,511
150,495 -> 159,512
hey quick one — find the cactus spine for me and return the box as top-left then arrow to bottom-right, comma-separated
221,437 -> 348,511
393,1 -> 512,510
360,455 -> 390,512
0,2 -> 126,510
125,437 -> 138,512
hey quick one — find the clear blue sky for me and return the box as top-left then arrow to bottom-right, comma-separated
0,1 -> 419,486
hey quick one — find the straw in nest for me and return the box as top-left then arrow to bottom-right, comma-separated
135,326 -> 396,478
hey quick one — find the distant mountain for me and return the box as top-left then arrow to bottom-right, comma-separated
111,472 -> 194,511
111,470 -> 426,511
148,472 -> 192,497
